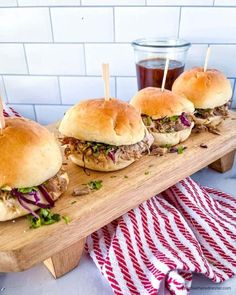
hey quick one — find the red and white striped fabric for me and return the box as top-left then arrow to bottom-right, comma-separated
86,178 -> 236,295
3,107 -> 236,294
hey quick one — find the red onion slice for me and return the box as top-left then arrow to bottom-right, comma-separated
180,112 -> 191,127
38,185 -> 54,207
12,189 -> 39,219
108,150 -> 116,163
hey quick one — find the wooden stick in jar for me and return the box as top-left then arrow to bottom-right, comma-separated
102,63 -> 110,101
204,46 -> 211,72
161,58 -> 170,92
0,96 -> 5,135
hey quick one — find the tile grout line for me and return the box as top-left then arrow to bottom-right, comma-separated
177,7 -> 182,38
1,42 -> 236,45
3,5 -> 236,8
57,77 -> 63,104
48,7 -> 55,42
83,43 -> 87,75
1,73 -> 236,79
113,7 -> 116,42
23,43 -> 30,74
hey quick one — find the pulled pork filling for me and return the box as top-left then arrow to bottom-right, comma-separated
194,103 -> 229,119
60,132 -> 153,164
142,112 -> 193,133
192,103 -> 230,134
0,169 -> 67,208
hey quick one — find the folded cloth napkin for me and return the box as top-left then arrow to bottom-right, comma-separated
4,107 -> 236,294
86,178 -> 236,295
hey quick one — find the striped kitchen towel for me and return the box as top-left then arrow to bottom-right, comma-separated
86,178 -> 236,295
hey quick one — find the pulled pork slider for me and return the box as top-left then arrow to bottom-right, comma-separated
172,68 -> 232,133
130,87 -> 195,147
0,117 -> 69,221
59,98 -> 154,172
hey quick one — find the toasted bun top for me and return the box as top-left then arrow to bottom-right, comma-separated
0,117 -> 62,188
172,67 -> 232,109
130,87 -> 194,119
59,98 -> 145,146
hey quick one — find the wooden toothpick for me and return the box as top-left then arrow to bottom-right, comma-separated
161,58 -> 170,92
102,63 -> 110,101
204,46 -> 211,72
0,97 -> 5,135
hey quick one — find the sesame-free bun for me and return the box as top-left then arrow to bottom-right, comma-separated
0,117 -> 62,189
172,67 -> 232,109
0,172 -> 69,221
130,87 -> 194,119
69,154 -> 134,172
59,98 -> 145,146
151,122 -> 194,147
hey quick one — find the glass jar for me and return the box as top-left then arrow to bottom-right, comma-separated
132,38 -> 191,90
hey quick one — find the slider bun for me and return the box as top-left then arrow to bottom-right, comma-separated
69,154 -> 135,172
172,67 -> 232,109
130,87 -> 194,119
0,172 -> 69,221
59,98 -> 145,146
151,123 -> 194,147
0,117 -> 62,189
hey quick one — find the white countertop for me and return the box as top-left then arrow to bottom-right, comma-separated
0,159 -> 235,295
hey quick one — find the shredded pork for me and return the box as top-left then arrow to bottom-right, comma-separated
192,103 -> 229,134
60,132 -> 154,165
0,169 -> 67,204
142,113 -> 193,134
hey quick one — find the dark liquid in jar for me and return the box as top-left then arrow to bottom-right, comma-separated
136,58 -> 184,90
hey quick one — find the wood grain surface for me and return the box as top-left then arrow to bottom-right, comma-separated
0,112 -> 236,273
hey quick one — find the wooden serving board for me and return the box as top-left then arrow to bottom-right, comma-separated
0,112 -> 236,278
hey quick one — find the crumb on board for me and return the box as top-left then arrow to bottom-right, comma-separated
200,143 -> 208,148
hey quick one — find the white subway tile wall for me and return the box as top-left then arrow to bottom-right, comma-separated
115,7 -> 180,42
0,44 -> 28,74
18,0 -> 81,6
0,8 -> 52,42
0,0 -> 17,6
4,76 -> 60,104
0,1 -> 234,124
60,76 -> 116,104
25,44 -> 85,75
51,8 -> 113,42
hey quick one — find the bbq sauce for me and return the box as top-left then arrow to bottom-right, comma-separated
136,58 -> 184,90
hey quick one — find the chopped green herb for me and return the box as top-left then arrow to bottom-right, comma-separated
110,175 -> 117,178
144,171 -> 150,175
87,180 -> 103,191
146,116 -> 152,126
18,186 -> 38,194
62,216 -> 70,224
177,146 -> 185,154
27,208 -> 61,229
124,175 -> 128,179
170,115 -> 179,122
105,146 -> 113,155
71,200 -> 77,205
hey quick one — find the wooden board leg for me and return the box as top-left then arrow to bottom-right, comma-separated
209,150 -> 235,173
43,238 -> 86,278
